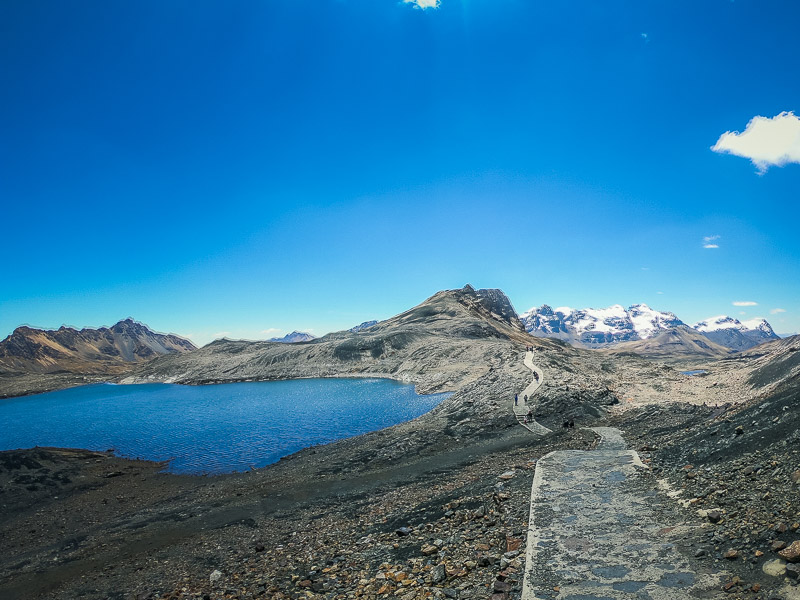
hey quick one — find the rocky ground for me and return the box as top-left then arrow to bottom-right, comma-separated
0,372 -> 110,399
609,376 -> 800,599
0,423 -> 598,600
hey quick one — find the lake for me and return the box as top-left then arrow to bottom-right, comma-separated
0,378 -> 448,474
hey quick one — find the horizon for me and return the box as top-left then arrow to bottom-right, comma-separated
3,285 -> 796,347
2,1 -> 798,347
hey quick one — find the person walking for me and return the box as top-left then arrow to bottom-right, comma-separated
515,393 -> 518,406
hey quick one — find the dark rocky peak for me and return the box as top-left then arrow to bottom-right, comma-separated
537,304 -> 556,316
110,318 -> 147,333
453,284 -> 525,333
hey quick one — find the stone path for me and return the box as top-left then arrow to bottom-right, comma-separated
513,350 -> 552,436
522,427 -> 726,599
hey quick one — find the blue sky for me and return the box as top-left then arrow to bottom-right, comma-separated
1,0 -> 798,345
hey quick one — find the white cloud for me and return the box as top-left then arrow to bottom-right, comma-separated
771,308 -> 787,314
712,111 -> 800,173
641,33 -> 649,42
260,328 -> 281,335
403,0 -> 440,9
733,301 -> 758,307
703,234 -> 720,249
657,291 -> 664,294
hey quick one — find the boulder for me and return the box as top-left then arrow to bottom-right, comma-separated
779,541 -> 800,563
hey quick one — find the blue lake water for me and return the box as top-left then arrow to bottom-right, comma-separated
679,370 -> 708,376
0,379 -> 448,474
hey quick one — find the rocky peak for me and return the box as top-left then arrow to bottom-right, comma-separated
349,320 -> 378,333
538,304 -> 556,316
269,331 -> 316,344
453,285 -> 525,333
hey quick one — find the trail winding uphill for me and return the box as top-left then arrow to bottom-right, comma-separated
513,350 -> 552,436
522,427 -> 727,599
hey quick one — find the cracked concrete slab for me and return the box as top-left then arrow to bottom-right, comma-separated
522,427 -> 726,599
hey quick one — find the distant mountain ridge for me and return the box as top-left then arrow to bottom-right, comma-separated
692,315 -> 778,351
349,320 -> 378,333
521,303 -> 778,351
0,318 -> 196,375
268,331 -> 316,343
601,325 -> 735,363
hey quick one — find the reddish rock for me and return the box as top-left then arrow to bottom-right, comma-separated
506,536 -> 522,552
723,549 -> 739,560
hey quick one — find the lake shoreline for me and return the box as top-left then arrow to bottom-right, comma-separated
0,378 -> 449,475
0,419 -> 600,600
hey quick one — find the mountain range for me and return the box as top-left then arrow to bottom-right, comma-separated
520,303 -> 778,351
0,293 -> 785,398
0,319 -> 195,375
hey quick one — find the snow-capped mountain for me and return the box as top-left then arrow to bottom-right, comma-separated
520,303 -> 684,346
693,315 -> 774,334
693,316 -> 778,351
521,303 -> 778,351
268,331 -> 316,343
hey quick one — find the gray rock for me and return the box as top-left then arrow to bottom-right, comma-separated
431,563 -> 446,583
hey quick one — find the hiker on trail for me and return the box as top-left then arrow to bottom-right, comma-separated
527,410 -> 533,422
515,393 -> 518,406
524,394 -> 528,404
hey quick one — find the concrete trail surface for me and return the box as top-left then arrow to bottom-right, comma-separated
513,350 -> 552,436
522,427 -> 726,600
